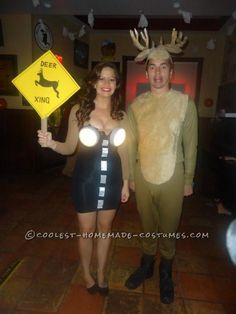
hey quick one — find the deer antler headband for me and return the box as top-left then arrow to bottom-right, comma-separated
130,28 -> 188,63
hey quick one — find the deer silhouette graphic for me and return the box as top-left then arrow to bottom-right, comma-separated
35,68 -> 59,98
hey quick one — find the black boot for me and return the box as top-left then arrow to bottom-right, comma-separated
125,254 -> 155,289
159,257 -> 174,304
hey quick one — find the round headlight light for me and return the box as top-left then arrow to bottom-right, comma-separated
79,126 -> 99,147
110,128 -> 126,146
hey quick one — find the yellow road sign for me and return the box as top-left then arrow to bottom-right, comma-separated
12,50 -> 80,119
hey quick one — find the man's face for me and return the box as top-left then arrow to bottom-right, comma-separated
146,59 -> 172,93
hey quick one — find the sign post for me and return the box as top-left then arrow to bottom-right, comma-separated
40,117 -> 48,133
12,50 -> 80,143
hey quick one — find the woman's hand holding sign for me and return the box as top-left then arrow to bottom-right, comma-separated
37,130 -> 57,150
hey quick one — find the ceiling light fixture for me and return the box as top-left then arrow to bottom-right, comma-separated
179,10 -> 192,24
232,9 -> 236,19
32,0 -> 40,7
138,10 -> 148,28
88,9 -> 94,28
43,0 -> 52,8
172,1 -> 180,9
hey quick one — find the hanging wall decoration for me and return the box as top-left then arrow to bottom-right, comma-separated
74,40 -> 89,68
34,20 -> 53,51
101,40 -> 116,61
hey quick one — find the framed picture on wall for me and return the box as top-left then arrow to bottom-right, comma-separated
74,40 -> 89,68
122,56 -> 203,106
217,82 -> 236,114
0,20 -> 4,47
0,54 -> 19,96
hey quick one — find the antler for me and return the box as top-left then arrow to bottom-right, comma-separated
164,28 -> 188,53
129,28 -> 149,51
176,30 -> 188,48
130,28 -> 151,62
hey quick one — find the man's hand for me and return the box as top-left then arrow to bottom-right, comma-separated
121,185 -> 130,203
129,181 -> 135,192
121,180 -> 130,203
184,184 -> 193,196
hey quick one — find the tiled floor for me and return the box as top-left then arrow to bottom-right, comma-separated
0,168 -> 236,314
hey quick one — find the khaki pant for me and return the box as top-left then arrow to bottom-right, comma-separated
135,162 -> 184,259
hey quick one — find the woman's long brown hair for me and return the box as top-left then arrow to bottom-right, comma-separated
76,62 -> 123,127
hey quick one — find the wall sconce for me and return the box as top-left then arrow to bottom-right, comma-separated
227,24 -> 236,36
206,39 -> 216,50
55,54 -> 63,64
0,98 -> 7,109
204,98 -> 214,107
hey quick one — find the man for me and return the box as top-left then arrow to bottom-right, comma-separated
125,29 -> 198,304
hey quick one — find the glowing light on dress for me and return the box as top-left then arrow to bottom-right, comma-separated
79,126 -> 99,147
110,128 -> 126,146
79,126 -> 126,147
226,219 -> 236,265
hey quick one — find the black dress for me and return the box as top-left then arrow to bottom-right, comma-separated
72,130 -> 123,213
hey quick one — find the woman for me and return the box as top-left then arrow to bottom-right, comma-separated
38,62 -> 129,295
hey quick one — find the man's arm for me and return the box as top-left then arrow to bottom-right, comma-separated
127,106 -> 138,189
182,99 -> 198,196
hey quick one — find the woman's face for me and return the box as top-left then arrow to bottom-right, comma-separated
95,67 -> 117,98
